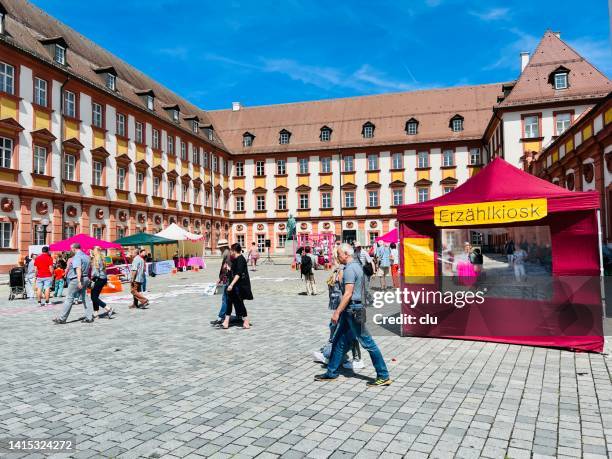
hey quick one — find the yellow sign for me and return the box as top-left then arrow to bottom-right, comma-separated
403,237 -> 435,283
434,198 -> 547,227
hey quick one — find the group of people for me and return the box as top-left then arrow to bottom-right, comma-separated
210,239 -> 254,329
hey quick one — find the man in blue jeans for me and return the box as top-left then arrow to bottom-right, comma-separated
211,239 -> 231,326
53,243 -> 92,324
315,243 -> 391,387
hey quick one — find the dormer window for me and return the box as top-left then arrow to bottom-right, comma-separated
192,120 -> 199,133
554,72 -> 568,90
106,73 -> 116,91
549,66 -> 570,90
204,125 -> 214,141
173,110 -> 179,122
54,44 -> 66,65
450,115 -> 464,132
0,6 -> 5,35
243,132 -> 255,147
163,104 -> 181,123
320,126 -> 332,142
405,118 -> 418,135
362,122 -> 375,138
146,95 -> 154,110
136,89 -> 155,111
279,129 -> 291,145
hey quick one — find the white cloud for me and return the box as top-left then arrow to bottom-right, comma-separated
568,37 -> 612,76
469,7 -> 510,21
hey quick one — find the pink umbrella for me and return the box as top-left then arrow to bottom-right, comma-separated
375,228 -> 398,243
49,233 -> 122,252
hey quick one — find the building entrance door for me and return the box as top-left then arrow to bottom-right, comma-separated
342,230 -> 357,244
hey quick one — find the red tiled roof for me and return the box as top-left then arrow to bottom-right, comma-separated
498,31 -> 611,108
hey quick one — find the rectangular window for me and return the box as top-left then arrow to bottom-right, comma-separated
278,234 -> 287,248
93,226 -> 104,240
203,152 -> 209,168
393,189 -> 403,206
444,186 -> 454,194
256,195 -> 266,211
407,122 -> 418,135
135,121 -> 143,144
441,149 -> 453,167
299,193 -> 309,209
0,136 -> 12,168
368,190 -> 379,207
212,155 -> 218,172
257,234 -> 265,252
343,155 -> 354,172
63,90 -> 76,117
182,184 -> 188,202
33,145 -> 47,175
369,232 -> 379,246
277,194 -> 287,210
344,191 -> 355,208
256,160 -> 265,176
321,192 -> 331,209
34,77 -> 47,107
172,109 -> 179,122
0,62 -> 15,95
524,115 -> 539,138
106,73 -> 116,90
367,154 -> 378,171
417,151 -> 429,168
235,161 -> 244,176
136,172 -> 144,193
556,113 -> 571,135
392,153 -> 403,169
320,129 -> 331,142
554,73 -> 568,90
54,45 -> 66,65
299,157 -> 309,174
31,224 -> 45,245
280,132 -> 290,144
152,129 -> 160,149
194,187 -> 200,204
153,176 -> 160,196
117,227 -> 126,239
146,95 -> 154,111
418,188 -> 429,203
276,159 -> 286,175
92,160 -> 103,186
63,225 -> 76,239
236,234 -> 245,247
452,119 -> 463,132
363,125 -> 374,138
0,222 -> 12,248
167,135 -> 174,154
63,153 -> 75,180
192,120 -> 199,133
117,167 -> 126,190
470,148 -> 481,165
222,158 -> 229,175
243,135 -> 253,147
320,157 -> 331,173
116,113 -> 126,136
168,180 -> 175,199
92,102 -> 103,128
181,142 -> 187,160
235,196 -> 244,211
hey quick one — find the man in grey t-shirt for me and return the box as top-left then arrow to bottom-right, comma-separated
130,249 -> 149,308
315,243 -> 390,387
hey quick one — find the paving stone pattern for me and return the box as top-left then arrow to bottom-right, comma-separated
0,261 -> 611,458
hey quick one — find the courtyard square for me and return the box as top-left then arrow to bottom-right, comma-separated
0,261 -> 611,458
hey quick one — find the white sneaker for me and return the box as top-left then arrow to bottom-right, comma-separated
352,359 -> 365,370
312,351 -> 328,364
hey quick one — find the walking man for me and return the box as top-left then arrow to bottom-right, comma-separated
375,241 -> 391,290
34,246 -> 54,307
130,248 -> 149,308
302,246 -> 317,295
315,243 -> 391,386
53,243 -> 93,324
211,239 -> 231,326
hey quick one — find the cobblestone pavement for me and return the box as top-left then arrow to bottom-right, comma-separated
0,260 -> 611,459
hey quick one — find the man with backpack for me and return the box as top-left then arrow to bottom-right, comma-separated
301,246 -> 317,295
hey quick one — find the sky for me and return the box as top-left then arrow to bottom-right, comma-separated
32,0 -> 612,111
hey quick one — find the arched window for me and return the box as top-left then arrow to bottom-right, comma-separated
449,114 -> 464,132
405,118 -> 419,135
279,129 -> 291,145
362,122 -> 375,139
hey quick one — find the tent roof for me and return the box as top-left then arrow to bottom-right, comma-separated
49,233 -> 122,252
155,223 -> 204,241
114,233 -> 177,246
398,158 -> 599,221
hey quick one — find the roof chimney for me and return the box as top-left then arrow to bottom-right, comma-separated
520,52 -> 530,72
232,101 -> 241,111
552,31 -> 561,38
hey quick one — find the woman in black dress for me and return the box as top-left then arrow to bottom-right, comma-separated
222,243 -> 253,329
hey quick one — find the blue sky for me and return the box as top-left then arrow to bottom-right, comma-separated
32,0 -> 611,111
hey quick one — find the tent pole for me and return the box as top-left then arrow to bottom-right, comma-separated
596,209 -> 606,350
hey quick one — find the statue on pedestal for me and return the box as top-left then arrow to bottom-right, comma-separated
286,214 -> 296,240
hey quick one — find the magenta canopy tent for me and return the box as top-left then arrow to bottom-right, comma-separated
48,233 -> 122,252
375,228 -> 398,243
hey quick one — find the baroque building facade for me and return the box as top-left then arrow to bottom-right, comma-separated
0,0 -> 609,271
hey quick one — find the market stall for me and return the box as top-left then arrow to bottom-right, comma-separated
155,224 -> 205,268
49,233 -> 123,252
375,228 -> 398,243
397,158 -> 604,352
114,232 -> 178,260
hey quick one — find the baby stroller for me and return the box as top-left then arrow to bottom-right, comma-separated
8,266 -> 27,300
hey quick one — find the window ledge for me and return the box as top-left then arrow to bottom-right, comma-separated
342,206 -> 357,210
62,115 -> 81,123
415,167 -> 431,171
390,168 -> 405,172
32,103 -> 53,114
91,184 -> 108,191
92,126 -> 107,134
341,170 -> 355,175
0,92 -> 20,102
62,178 -> 82,187
319,207 -> 333,211
233,175 -> 245,179
366,169 -> 381,173
440,165 -> 456,170
467,163 -> 484,168
366,206 -> 381,209
520,136 -> 544,142
31,172 -> 53,181
297,173 -> 310,177
233,210 -> 246,214
275,209 -> 288,212
0,248 -> 18,253
297,208 -> 311,211
254,210 -> 267,213
318,171 -> 333,176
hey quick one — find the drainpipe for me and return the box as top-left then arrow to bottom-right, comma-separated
59,77 -> 70,238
